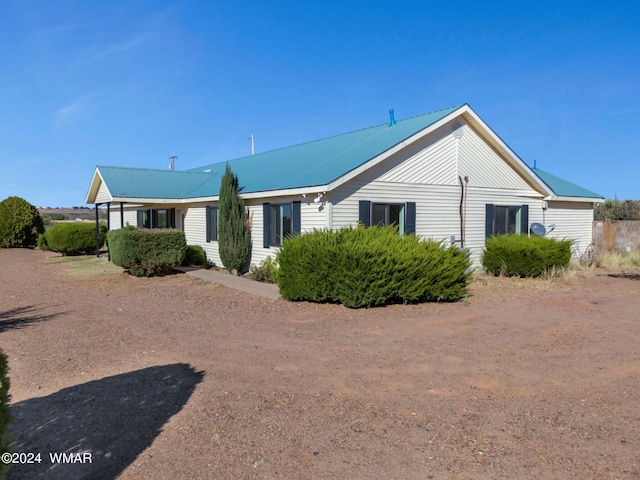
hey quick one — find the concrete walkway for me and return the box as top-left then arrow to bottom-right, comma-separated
174,266 -> 281,300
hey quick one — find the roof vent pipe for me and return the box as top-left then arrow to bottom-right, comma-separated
388,109 -> 396,127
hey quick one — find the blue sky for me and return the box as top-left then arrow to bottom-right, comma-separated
1,0 -> 638,207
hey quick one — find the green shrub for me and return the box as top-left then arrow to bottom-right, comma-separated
0,348 -> 12,479
0,196 -> 44,248
108,227 -> 187,276
37,233 -> 49,251
277,226 -> 471,308
40,222 -> 107,255
218,164 -> 252,275
482,235 -> 573,277
249,256 -> 279,283
182,245 -> 207,267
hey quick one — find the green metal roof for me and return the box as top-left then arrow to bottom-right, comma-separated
532,168 -> 602,199
187,105 -> 465,195
92,106 -> 601,202
97,165 -> 216,199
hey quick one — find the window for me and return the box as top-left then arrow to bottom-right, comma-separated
372,203 -> 405,232
137,209 -> 150,228
136,208 -> 176,229
206,206 -> 218,242
262,202 -> 301,248
485,204 -> 528,237
155,209 -> 171,229
269,203 -> 292,246
358,200 -> 416,235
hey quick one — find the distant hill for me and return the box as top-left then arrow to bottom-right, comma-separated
39,207 -> 108,221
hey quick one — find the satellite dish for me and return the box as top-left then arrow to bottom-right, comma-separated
530,222 -> 546,236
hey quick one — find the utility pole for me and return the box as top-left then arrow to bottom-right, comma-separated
169,154 -> 177,170
250,134 -> 255,155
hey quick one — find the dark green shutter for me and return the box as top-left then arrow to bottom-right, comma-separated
485,204 -> 494,238
212,208 -> 218,241
292,201 -> 301,235
521,205 -> 529,235
205,206 -> 211,242
405,202 -> 416,235
263,203 -> 270,248
359,200 -> 371,227
137,210 -> 144,228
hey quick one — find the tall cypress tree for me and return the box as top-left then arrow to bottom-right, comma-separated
218,164 -> 252,275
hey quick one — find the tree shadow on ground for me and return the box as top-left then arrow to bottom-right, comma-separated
608,273 -> 640,281
7,363 -> 204,480
0,305 -> 61,333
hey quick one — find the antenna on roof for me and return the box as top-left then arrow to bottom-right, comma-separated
249,134 -> 255,155
169,154 -> 177,170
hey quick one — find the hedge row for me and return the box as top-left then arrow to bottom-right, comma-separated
38,222 -> 107,255
277,226 -> 471,308
482,234 -> 573,277
0,348 -> 11,480
107,227 -> 187,276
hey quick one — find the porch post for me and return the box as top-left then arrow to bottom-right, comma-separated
106,203 -> 111,261
120,202 -> 124,228
95,203 -> 101,257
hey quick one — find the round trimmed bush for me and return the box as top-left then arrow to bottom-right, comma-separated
40,222 -> 107,256
182,245 -> 207,267
108,227 -> 187,276
0,196 -> 44,248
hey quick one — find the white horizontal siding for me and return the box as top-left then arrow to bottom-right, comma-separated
183,195 -> 326,269
332,180 -> 461,243
463,188 -> 545,266
108,209 -> 138,230
544,202 -> 594,257
246,196 -> 327,267
458,123 -> 533,191
376,126 -> 458,185
184,205 -> 224,267
95,181 -> 112,203
332,180 -> 547,267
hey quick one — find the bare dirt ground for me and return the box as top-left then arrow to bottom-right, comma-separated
1,248 -> 639,480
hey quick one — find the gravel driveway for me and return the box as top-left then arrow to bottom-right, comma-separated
1,248 -> 639,479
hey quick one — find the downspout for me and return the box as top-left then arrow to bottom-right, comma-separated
464,176 -> 469,247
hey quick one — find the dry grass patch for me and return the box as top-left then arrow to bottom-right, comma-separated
595,250 -> 640,269
41,255 -> 123,276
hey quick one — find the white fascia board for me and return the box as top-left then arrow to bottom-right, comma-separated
240,186 -> 330,200
546,195 -> 605,204
324,108 -> 467,192
85,168 -> 112,204
460,106 -> 554,197
109,197 -> 202,205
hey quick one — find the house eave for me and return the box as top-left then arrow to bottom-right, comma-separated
458,106 -> 555,197
545,195 -> 604,204
85,168 -> 112,204
323,106 -> 468,192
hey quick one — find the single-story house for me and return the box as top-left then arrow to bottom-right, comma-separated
85,104 -> 603,267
